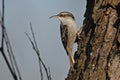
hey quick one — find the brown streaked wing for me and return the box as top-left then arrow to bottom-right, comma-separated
60,24 -> 68,54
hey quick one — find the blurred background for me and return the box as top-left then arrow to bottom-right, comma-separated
0,0 -> 86,80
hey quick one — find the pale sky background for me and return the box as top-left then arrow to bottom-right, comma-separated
0,0 -> 86,80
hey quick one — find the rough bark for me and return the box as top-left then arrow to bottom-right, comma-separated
66,0 -> 120,80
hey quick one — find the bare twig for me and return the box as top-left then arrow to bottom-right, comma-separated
1,0 -> 5,51
26,32 -> 43,80
30,23 -> 44,80
38,57 -> 43,80
4,31 -> 22,80
26,22 -> 52,80
0,0 -> 22,80
48,67 -> 52,80
0,46 -> 17,80
30,22 -> 39,53
0,0 -> 17,80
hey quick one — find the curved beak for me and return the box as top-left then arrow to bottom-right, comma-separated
49,15 -> 58,19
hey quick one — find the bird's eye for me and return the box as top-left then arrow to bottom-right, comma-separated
59,14 -> 63,17
59,14 -> 65,17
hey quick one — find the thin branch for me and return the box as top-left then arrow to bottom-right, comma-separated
0,48 -> 17,80
48,67 -> 52,80
4,31 -> 22,80
30,22 -> 39,52
1,0 -> 5,50
26,23 -> 52,80
26,31 -> 43,80
4,28 -> 17,77
0,26 -> 17,80
0,0 -> 22,80
30,23 -> 44,80
25,32 -> 36,50
0,0 -> 17,79
38,57 -> 43,80
2,0 -> 4,24
30,24 -> 49,80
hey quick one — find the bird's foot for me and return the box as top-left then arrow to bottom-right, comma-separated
76,27 -> 83,41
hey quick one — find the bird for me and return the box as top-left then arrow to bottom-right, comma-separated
50,11 -> 78,69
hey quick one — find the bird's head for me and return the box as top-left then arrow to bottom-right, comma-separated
50,11 -> 75,25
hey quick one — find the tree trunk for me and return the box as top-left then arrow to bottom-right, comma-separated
66,0 -> 120,80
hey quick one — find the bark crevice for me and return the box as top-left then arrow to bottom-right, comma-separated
65,0 -> 120,80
